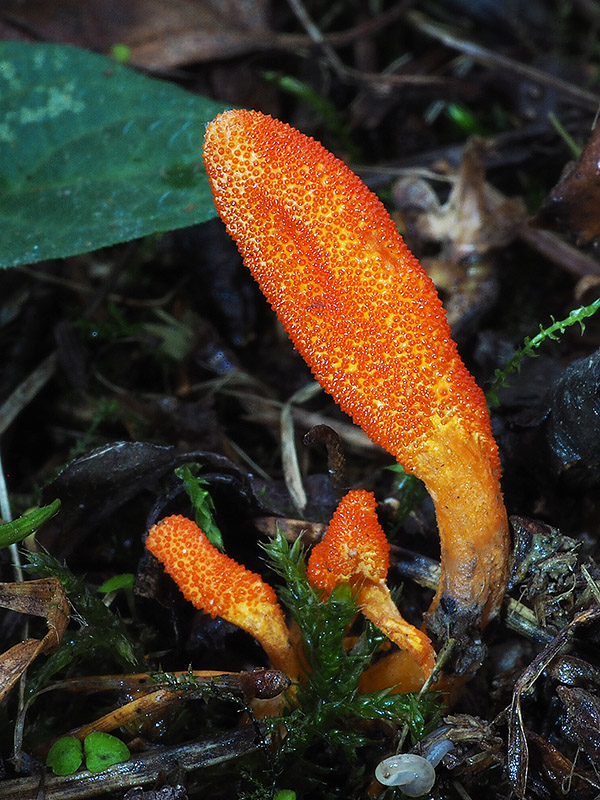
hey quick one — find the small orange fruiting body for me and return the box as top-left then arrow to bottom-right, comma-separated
359,650 -> 431,695
307,490 -> 389,592
146,515 -> 299,679
307,491 -> 436,677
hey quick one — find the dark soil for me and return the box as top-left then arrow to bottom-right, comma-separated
1,2 -> 600,799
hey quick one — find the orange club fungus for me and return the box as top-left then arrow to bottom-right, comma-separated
146,515 -> 301,681
145,502 -> 431,692
307,490 -> 436,683
203,109 -> 510,673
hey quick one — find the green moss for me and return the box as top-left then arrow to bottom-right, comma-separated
252,533 -> 442,798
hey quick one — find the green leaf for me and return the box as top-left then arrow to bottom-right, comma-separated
175,464 -> 224,550
0,499 -> 60,549
0,42 -> 228,268
97,573 -> 134,594
46,736 -> 83,776
84,732 -> 130,773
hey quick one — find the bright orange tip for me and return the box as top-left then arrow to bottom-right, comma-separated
307,492 -> 436,678
146,515 -> 279,620
307,490 -> 389,593
146,515 -> 300,679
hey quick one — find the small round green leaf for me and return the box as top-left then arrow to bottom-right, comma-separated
84,732 -> 130,773
46,736 -> 83,776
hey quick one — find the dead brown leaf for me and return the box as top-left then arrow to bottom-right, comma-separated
395,139 -> 525,260
527,730 -> 598,799
393,138 -> 526,330
507,608 -> 600,798
1,0 -> 270,69
538,122 -> 600,244
0,578 -> 69,703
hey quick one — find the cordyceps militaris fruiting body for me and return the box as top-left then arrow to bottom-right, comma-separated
307,489 -> 436,680
146,515 -> 301,682
203,109 -> 510,673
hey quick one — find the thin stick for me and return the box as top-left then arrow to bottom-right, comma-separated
0,447 -> 22,582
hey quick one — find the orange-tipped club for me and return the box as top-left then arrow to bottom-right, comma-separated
146,515 -> 300,681
307,491 -> 436,680
203,110 -> 509,671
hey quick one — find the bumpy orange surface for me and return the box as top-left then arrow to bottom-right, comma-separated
307,491 -> 435,675
203,110 -> 510,660
307,490 -> 389,593
203,110 -> 498,477
146,515 -> 298,677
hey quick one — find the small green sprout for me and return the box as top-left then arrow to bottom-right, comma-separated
488,296 -> 600,407
175,464 -> 224,550
97,573 -> 134,594
110,43 -> 132,64
46,732 -> 130,776
446,102 -> 482,135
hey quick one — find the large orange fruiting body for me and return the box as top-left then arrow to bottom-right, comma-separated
146,515 -> 299,679
307,491 -> 436,677
203,110 -> 509,665
203,111 -> 494,473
